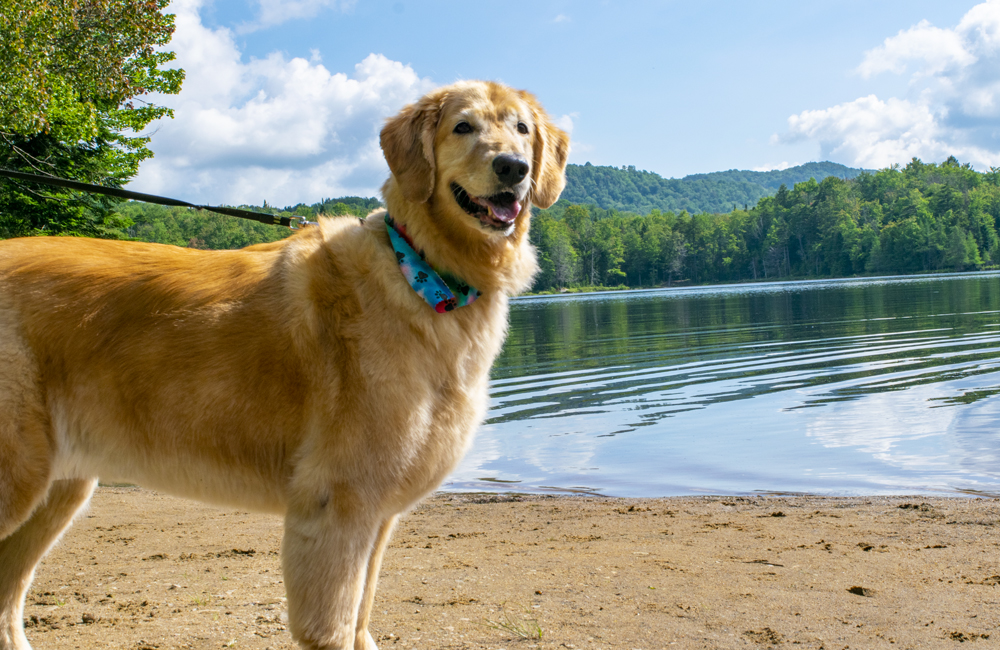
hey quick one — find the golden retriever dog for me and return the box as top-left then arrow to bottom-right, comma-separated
0,80 -> 569,650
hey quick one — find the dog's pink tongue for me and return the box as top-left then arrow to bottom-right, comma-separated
488,199 -> 521,223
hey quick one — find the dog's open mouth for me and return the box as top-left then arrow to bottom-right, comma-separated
451,183 -> 521,229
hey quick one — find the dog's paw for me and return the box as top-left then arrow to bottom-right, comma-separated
354,629 -> 378,650
0,627 -> 33,650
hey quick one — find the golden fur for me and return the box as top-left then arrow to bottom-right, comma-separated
0,81 -> 569,650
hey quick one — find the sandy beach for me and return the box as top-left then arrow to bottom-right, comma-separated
21,487 -> 1000,649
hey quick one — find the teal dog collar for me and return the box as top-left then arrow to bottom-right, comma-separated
385,214 -> 481,313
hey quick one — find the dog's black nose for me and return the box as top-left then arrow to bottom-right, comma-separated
492,154 -> 529,186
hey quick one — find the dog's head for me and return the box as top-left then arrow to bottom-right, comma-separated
380,81 -> 570,238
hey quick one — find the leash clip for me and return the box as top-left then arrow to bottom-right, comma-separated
289,215 -> 318,230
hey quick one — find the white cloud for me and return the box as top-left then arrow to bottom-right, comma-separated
774,95 -> 989,169
776,1 -> 1000,170
553,14 -> 570,23
857,19 -> 974,78
751,161 -> 798,172
554,112 -> 577,134
132,0 -> 434,206
239,0 -> 356,33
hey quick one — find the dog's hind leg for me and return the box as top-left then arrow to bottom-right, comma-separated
0,317 -> 86,650
282,489 -> 389,650
354,515 -> 398,650
0,318 -> 53,547
0,478 -> 97,650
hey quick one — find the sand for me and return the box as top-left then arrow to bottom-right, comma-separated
20,487 -> 1000,649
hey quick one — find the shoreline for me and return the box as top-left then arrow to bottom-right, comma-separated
517,268 -> 1000,299
441,487 -> 1000,500
24,487 -> 1000,649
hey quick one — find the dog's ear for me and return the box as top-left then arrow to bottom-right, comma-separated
525,93 -> 570,209
380,93 -> 442,203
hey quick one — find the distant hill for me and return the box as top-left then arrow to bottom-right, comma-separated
561,161 -> 869,214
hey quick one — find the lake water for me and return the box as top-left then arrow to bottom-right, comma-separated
442,272 -> 1000,497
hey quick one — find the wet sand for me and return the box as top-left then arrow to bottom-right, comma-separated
23,487 -> 1000,649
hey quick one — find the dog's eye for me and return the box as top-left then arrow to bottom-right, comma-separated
453,122 -> 472,134
517,122 -> 529,135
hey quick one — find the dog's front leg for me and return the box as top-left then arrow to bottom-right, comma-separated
282,491 -> 384,650
354,515 -> 398,650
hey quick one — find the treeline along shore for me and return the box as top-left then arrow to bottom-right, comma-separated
8,157 -> 999,293
527,156 -> 1000,291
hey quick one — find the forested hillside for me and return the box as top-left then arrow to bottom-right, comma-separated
531,157 -> 998,291
562,161 -> 866,214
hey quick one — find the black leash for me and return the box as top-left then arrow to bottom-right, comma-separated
0,168 -> 317,229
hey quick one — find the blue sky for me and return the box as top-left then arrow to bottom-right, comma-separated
133,0 -> 999,206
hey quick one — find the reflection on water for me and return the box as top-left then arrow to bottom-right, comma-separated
443,272 -> 1000,497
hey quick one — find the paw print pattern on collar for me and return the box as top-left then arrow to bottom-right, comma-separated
385,214 -> 481,313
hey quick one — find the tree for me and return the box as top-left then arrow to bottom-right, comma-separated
590,217 -> 626,286
0,0 -> 184,238
564,204 -> 599,284
529,213 -> 579,291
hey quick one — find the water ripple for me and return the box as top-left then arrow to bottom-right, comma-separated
445,272 -> 1000,497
